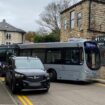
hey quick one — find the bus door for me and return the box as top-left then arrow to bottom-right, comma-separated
59,47 -> 84,80
45,48 -> 63,76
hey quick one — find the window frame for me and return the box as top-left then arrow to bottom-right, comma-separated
6,33 -> 11,40
63,47 -> 84,65
45,48 -> 62,64
6,42 -> 11,45
77,12 -> 82,30
64,19 -> 67,30
70,11 -> 75,30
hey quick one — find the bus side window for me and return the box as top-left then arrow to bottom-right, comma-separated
64,48 -> 71,64
65,48 -> 83,65
54,59 -> 62,64
71,50 -> 80,64
46,49 -> 62,64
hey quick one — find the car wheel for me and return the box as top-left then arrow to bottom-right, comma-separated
44,88 -> 49,93
5,78 -> 8,85
48,70 -> 57,82
11,81 -> 17,94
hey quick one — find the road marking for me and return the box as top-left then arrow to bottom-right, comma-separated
0,78 -> 33,105
22,96 -> 33,105
17,95 -> 33,105
17,95 -> 28,105
0,81 -> 18,105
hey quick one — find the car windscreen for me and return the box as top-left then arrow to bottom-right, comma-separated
15,59 -> 44,70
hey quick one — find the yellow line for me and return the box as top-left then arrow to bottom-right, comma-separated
22,96 -> 33,105
17,95 -> 28,105
0,77 -> 33,105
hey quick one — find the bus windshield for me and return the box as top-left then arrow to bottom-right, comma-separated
84,42 -> 100,70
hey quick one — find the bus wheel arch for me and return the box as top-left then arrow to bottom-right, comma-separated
47,69 -> 57,82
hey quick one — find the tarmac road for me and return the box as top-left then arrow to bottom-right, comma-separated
1,78 -> 105,105
0,80 -> 17,105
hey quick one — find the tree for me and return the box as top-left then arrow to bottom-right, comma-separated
34,31 -> 60,43
36,0 -> 81,42
37,0 -> 71,33
34,35 -> 44,43
49,29 -> 60,41
37,0 -> 81,33
25,32 -> 36,42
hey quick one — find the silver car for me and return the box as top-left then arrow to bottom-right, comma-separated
5,56 -> 50,94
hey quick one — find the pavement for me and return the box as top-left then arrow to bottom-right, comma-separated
95,78 -> 105,84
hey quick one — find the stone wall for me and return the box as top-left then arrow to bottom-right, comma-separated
90,1 -> 105,32
60,0 -> 90,42
0,31 -> 4,44
60,0 -> 105,42
0,31 -> 25,45
10,32 -> 25,44
99,66 -> 105,79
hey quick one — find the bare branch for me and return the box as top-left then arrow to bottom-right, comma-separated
37,0 -> 81,33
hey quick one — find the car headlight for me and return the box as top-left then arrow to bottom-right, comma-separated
15,72 -> 24,78
47,76 -> 50,80
45,73 -> 50,80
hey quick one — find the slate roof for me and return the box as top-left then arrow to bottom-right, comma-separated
0,19 -> 25,33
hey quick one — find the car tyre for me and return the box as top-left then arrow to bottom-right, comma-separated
48,70 -> 57,82
44,88 -> 49,93
11,81 -> 17,94
5,78 -> 8,86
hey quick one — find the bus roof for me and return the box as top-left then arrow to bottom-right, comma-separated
17,41 -> 87,49
0,44 -> 17,49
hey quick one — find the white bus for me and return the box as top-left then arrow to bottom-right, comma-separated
17,38 -> 101,81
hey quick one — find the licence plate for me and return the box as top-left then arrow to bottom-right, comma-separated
29,82 -> 41,87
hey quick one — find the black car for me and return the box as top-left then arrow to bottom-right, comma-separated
5,56 -> 50,94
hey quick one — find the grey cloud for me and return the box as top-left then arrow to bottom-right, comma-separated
0,0 -> 53,31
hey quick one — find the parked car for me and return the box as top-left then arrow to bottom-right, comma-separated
5,56 -> 50,93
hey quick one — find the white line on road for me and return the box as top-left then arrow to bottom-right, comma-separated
0,81 -> 18,105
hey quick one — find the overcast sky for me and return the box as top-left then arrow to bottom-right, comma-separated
0,0 -> 58,32
0,0 -> 80,32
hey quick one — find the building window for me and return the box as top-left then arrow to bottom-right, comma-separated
6,33 -> 11,40
77,12 -> 82,30
64,19 -> 67,30
6,42 -> 11,45
70,11 -> 75,29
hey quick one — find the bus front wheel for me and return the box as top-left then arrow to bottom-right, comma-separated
48,70 -> 57,82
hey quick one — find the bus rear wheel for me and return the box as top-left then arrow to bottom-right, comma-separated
48,70 -> 57,82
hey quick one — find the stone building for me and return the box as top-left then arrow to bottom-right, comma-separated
60,0 -> 105,42
0,19 -> 25,45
